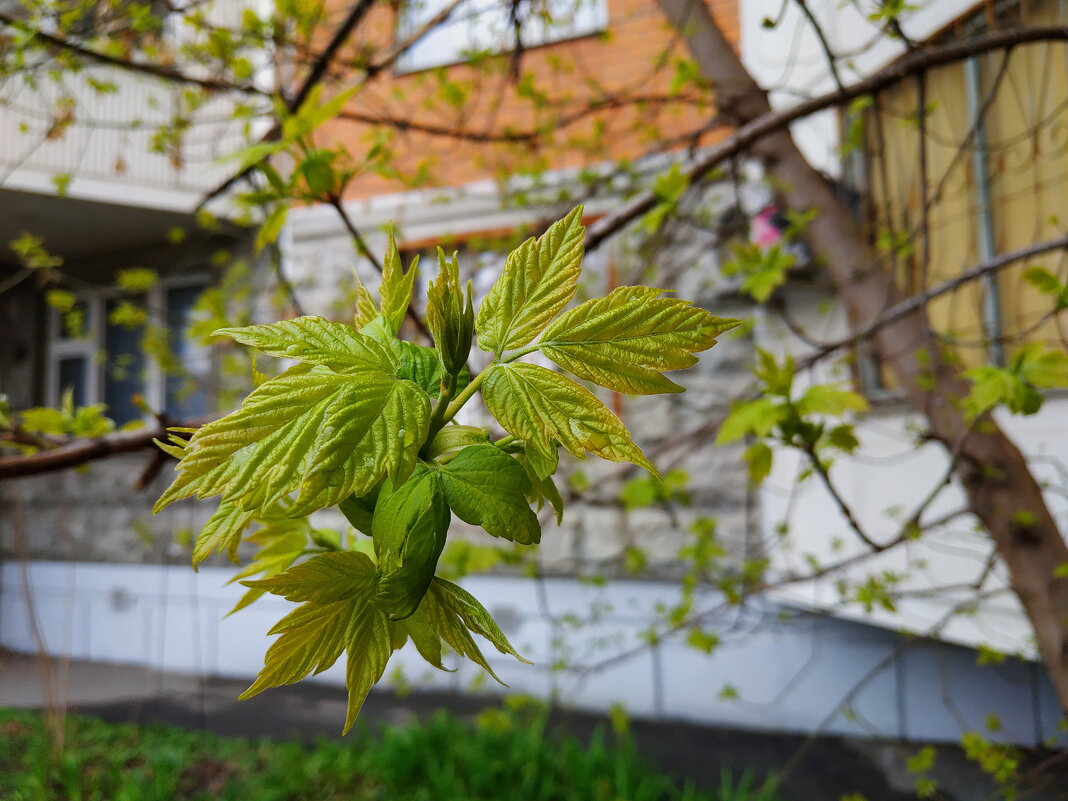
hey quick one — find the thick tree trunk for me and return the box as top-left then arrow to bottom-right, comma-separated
657,0 -> 1068,711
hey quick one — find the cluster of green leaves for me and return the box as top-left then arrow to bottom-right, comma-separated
722,210 -> 815,302
154,207 -> 740,730
2,389 -> 114,455
0,704 -> 764,801
716,348 -> 868,486
963,343 -> 1068,420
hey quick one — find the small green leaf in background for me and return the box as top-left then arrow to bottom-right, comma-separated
796,384 -> 869,416
723,242 -> 796,302
716,398 -> 789,444
1023,265 -> 1068,311
744,442 -> 773,486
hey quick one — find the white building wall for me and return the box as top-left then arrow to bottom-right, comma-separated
1,559 -> 1063,745
739,0 -> 978,174
756,291 -> 1068,658
0,1 -> 272,211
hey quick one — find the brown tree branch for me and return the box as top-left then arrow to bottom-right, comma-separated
0,12 -> 268,96
796,233 -> 1068,370
197,0 -> 467,209
585,23 -> 1068,252
656,0 -> 1068,713
0,419 -> 207,481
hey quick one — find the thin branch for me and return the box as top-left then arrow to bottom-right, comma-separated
197,0 -> 467,209
796,233 -> 1068,370
196,0 -> 382,208
328,195 -> 382,273
286,0 -> 378,111
585,24 -> 1068,253
793,0 -> 843,91
0,12 -> 268,96
0,418 -> 207,481
801,441 -> 885,551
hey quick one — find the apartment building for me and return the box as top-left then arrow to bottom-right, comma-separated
1,0 -> 1065,745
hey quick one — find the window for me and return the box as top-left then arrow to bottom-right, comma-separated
395,0 -> 609,73
46,296 -> 100,411
46,278 -> 212,425
857,0 -> 1068,393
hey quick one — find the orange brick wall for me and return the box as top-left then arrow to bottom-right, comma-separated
315,0 -> 739,198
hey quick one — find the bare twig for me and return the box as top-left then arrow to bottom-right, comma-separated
585,25 -> 1068,253
0,12 -> 268,96
0,418 -> 207,481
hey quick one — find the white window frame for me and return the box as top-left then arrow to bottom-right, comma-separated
46,292 -> 103,410
45,274 -> 211,418
395,0 -> 610,74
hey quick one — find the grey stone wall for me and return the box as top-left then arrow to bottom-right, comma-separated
3,194 -> 759,575
0,456 -> 215,564
0,234 -> 257,566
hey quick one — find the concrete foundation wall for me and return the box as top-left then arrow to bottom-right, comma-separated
1,559 -> 1063,745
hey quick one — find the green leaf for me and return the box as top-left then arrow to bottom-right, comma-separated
352,271 -> 378,329
396,341 -> 442,394
796,384 -> 869,416
1023,266 -> 1062,295
825,424 -> 860,453
538,286 -> 741,394
482,362 -> 656,476
214,316 -> 378,372
239,550 -> 392,733
255,205 -> 287,253
476,206 -> 585,354
424,424 -> 491,461
244,551 -> 379,603
431,578 -> 529,664
155,357 -> 430,519
192,499 -> 254,568
723,243 -> 796,302
420,578 -> 529,684
396,609 -> 447,671
439,445 -> 541,545
744,442 -> 773,486
225,519 -> 309,616
372,469 -> 451,620
282,84 -> 359,141
715,398 -> 790,444
298,150 -> 335,196
338,484 -> 381,536
343,610 -> 393,733
517,454 -> 564,523
420,582 -> 503,683
524,441 -> 558,480
379,228 -> 418,335
1016,344 -> 1068,389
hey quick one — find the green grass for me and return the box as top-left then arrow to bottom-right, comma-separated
0,702 -> 782,801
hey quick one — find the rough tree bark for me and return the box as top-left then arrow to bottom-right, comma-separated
657,0 -> 1068,712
